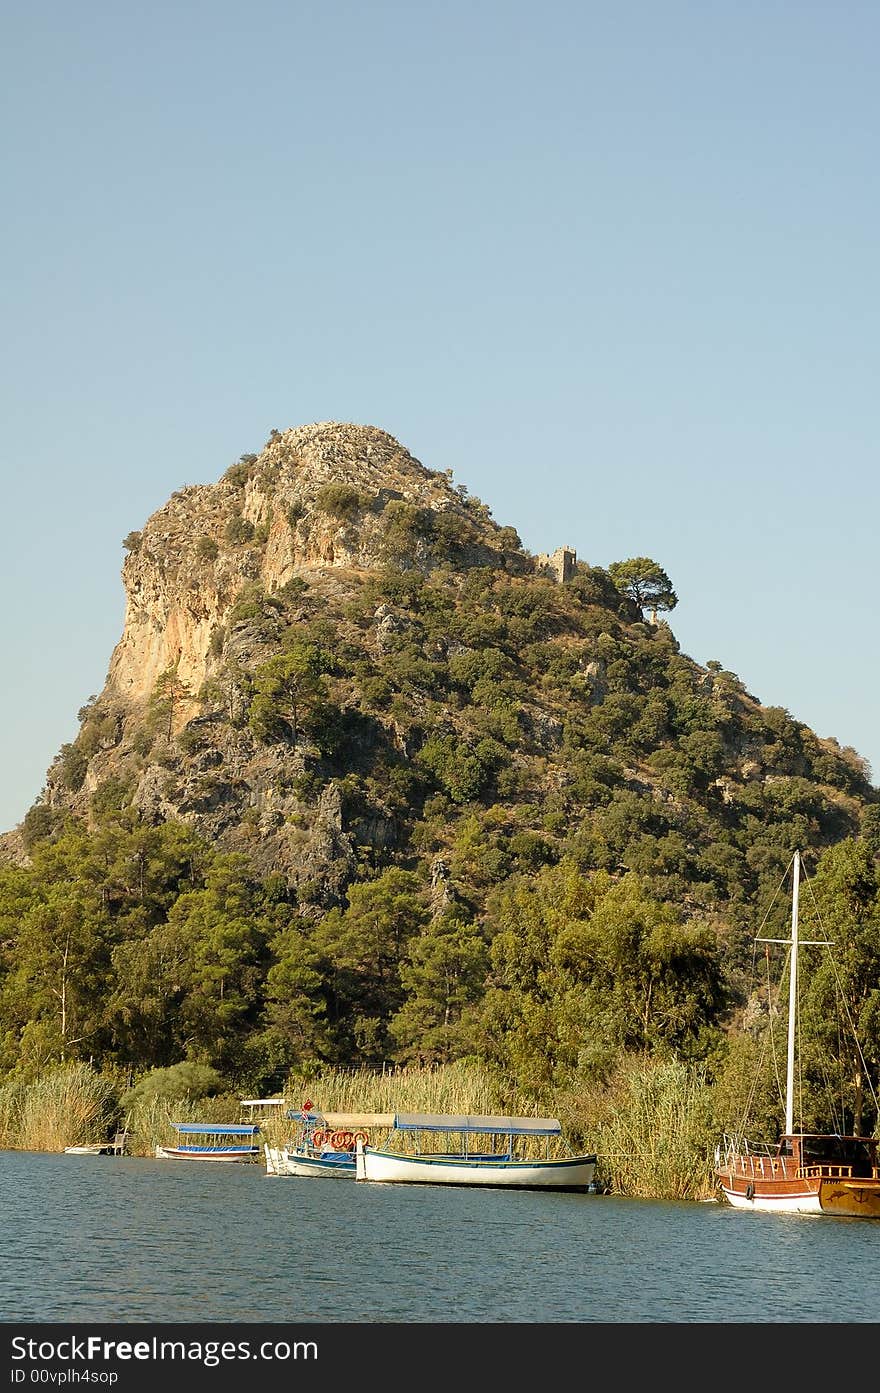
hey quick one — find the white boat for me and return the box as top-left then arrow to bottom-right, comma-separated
714,849 -> 880,1218
264,1109 -> 393,1178
155,1122 -> 261,1161
265,1144 -> 356,1178
355,1113 -> 597,1191
64,1129 -> 129,1157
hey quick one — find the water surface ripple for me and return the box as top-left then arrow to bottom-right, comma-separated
3,1151 -> 878,1322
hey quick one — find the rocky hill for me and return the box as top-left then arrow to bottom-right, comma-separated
4,420 -> 877,922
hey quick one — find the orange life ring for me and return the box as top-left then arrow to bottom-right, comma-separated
331,1130 -> 349,1149
311,1129 -> 327,1148
352,1130 -> 369,1147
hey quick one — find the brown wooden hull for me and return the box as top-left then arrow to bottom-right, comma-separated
718,1165 -> 880,1217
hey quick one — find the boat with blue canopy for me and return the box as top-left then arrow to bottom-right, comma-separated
354,1112 -> 597,1191
155,1122 -> 261,1162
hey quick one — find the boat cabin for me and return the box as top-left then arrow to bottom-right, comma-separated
783,1133 -> 880,1179
240,1097 -> 286,1118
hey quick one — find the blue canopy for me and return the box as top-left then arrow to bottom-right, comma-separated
172,1123 -> 260,1135
392,1113 -> 562,1136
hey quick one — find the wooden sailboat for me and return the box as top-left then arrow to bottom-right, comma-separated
714,850 -> 880,1217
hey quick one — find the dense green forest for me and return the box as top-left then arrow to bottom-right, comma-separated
2,808 -> 880,1147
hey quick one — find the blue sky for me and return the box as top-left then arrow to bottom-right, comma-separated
2,0 -> 878,833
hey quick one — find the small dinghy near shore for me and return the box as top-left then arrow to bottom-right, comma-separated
64,1129 -> 129,1157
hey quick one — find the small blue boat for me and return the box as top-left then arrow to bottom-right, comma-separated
156,1122 -> 261,1162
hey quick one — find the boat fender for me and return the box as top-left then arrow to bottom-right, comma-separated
746,1183 -> 754,1201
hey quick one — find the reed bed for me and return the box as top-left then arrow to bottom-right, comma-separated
0,1076 -> 27,1149
0,1057 -> 721,1195
0,1064 -> 118,1152
285,1059 -> 510,1117
562,1055 -> 717,1199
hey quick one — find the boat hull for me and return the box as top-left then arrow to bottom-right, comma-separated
155,1145 -> 259,1161
264,1144 -> 355,1177
356,1146 -> 596,1190
718,1177 -> 823,1214
717,1172 -> 880,1218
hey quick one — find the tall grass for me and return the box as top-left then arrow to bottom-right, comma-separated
285,1059 -> 511,1117
0,1064 -> 118,1152
561,1055 -> 717,1199
0,1076 -> 27,1148
0,1065 -> 245,1156
261,1060 -> 508,1146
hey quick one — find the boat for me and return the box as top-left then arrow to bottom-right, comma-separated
714,849 -> 880,1217
64,1128 -> 129,1157
155,1122 -> 261,1161
63,1143 -> 119,1156
354,1112 -> 597,1190
264,1107 -> 393,1177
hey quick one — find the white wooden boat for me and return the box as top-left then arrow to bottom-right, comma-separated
355,1113 -> 597,1191
714,850 -> 880,1218
155,1122 -> 261,1161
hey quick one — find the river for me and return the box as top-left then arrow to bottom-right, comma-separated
2,1149 -> 878,1326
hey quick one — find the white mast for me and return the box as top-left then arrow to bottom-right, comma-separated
785,850 -> 800,1136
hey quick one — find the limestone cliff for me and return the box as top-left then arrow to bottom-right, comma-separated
7,424 -> 526,895
108,422 -> 507,712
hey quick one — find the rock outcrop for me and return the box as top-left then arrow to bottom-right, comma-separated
4,424 -> 530,895
108,422 -> 509,713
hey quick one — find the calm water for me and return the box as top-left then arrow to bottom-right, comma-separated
2,1149 -> 879,1323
